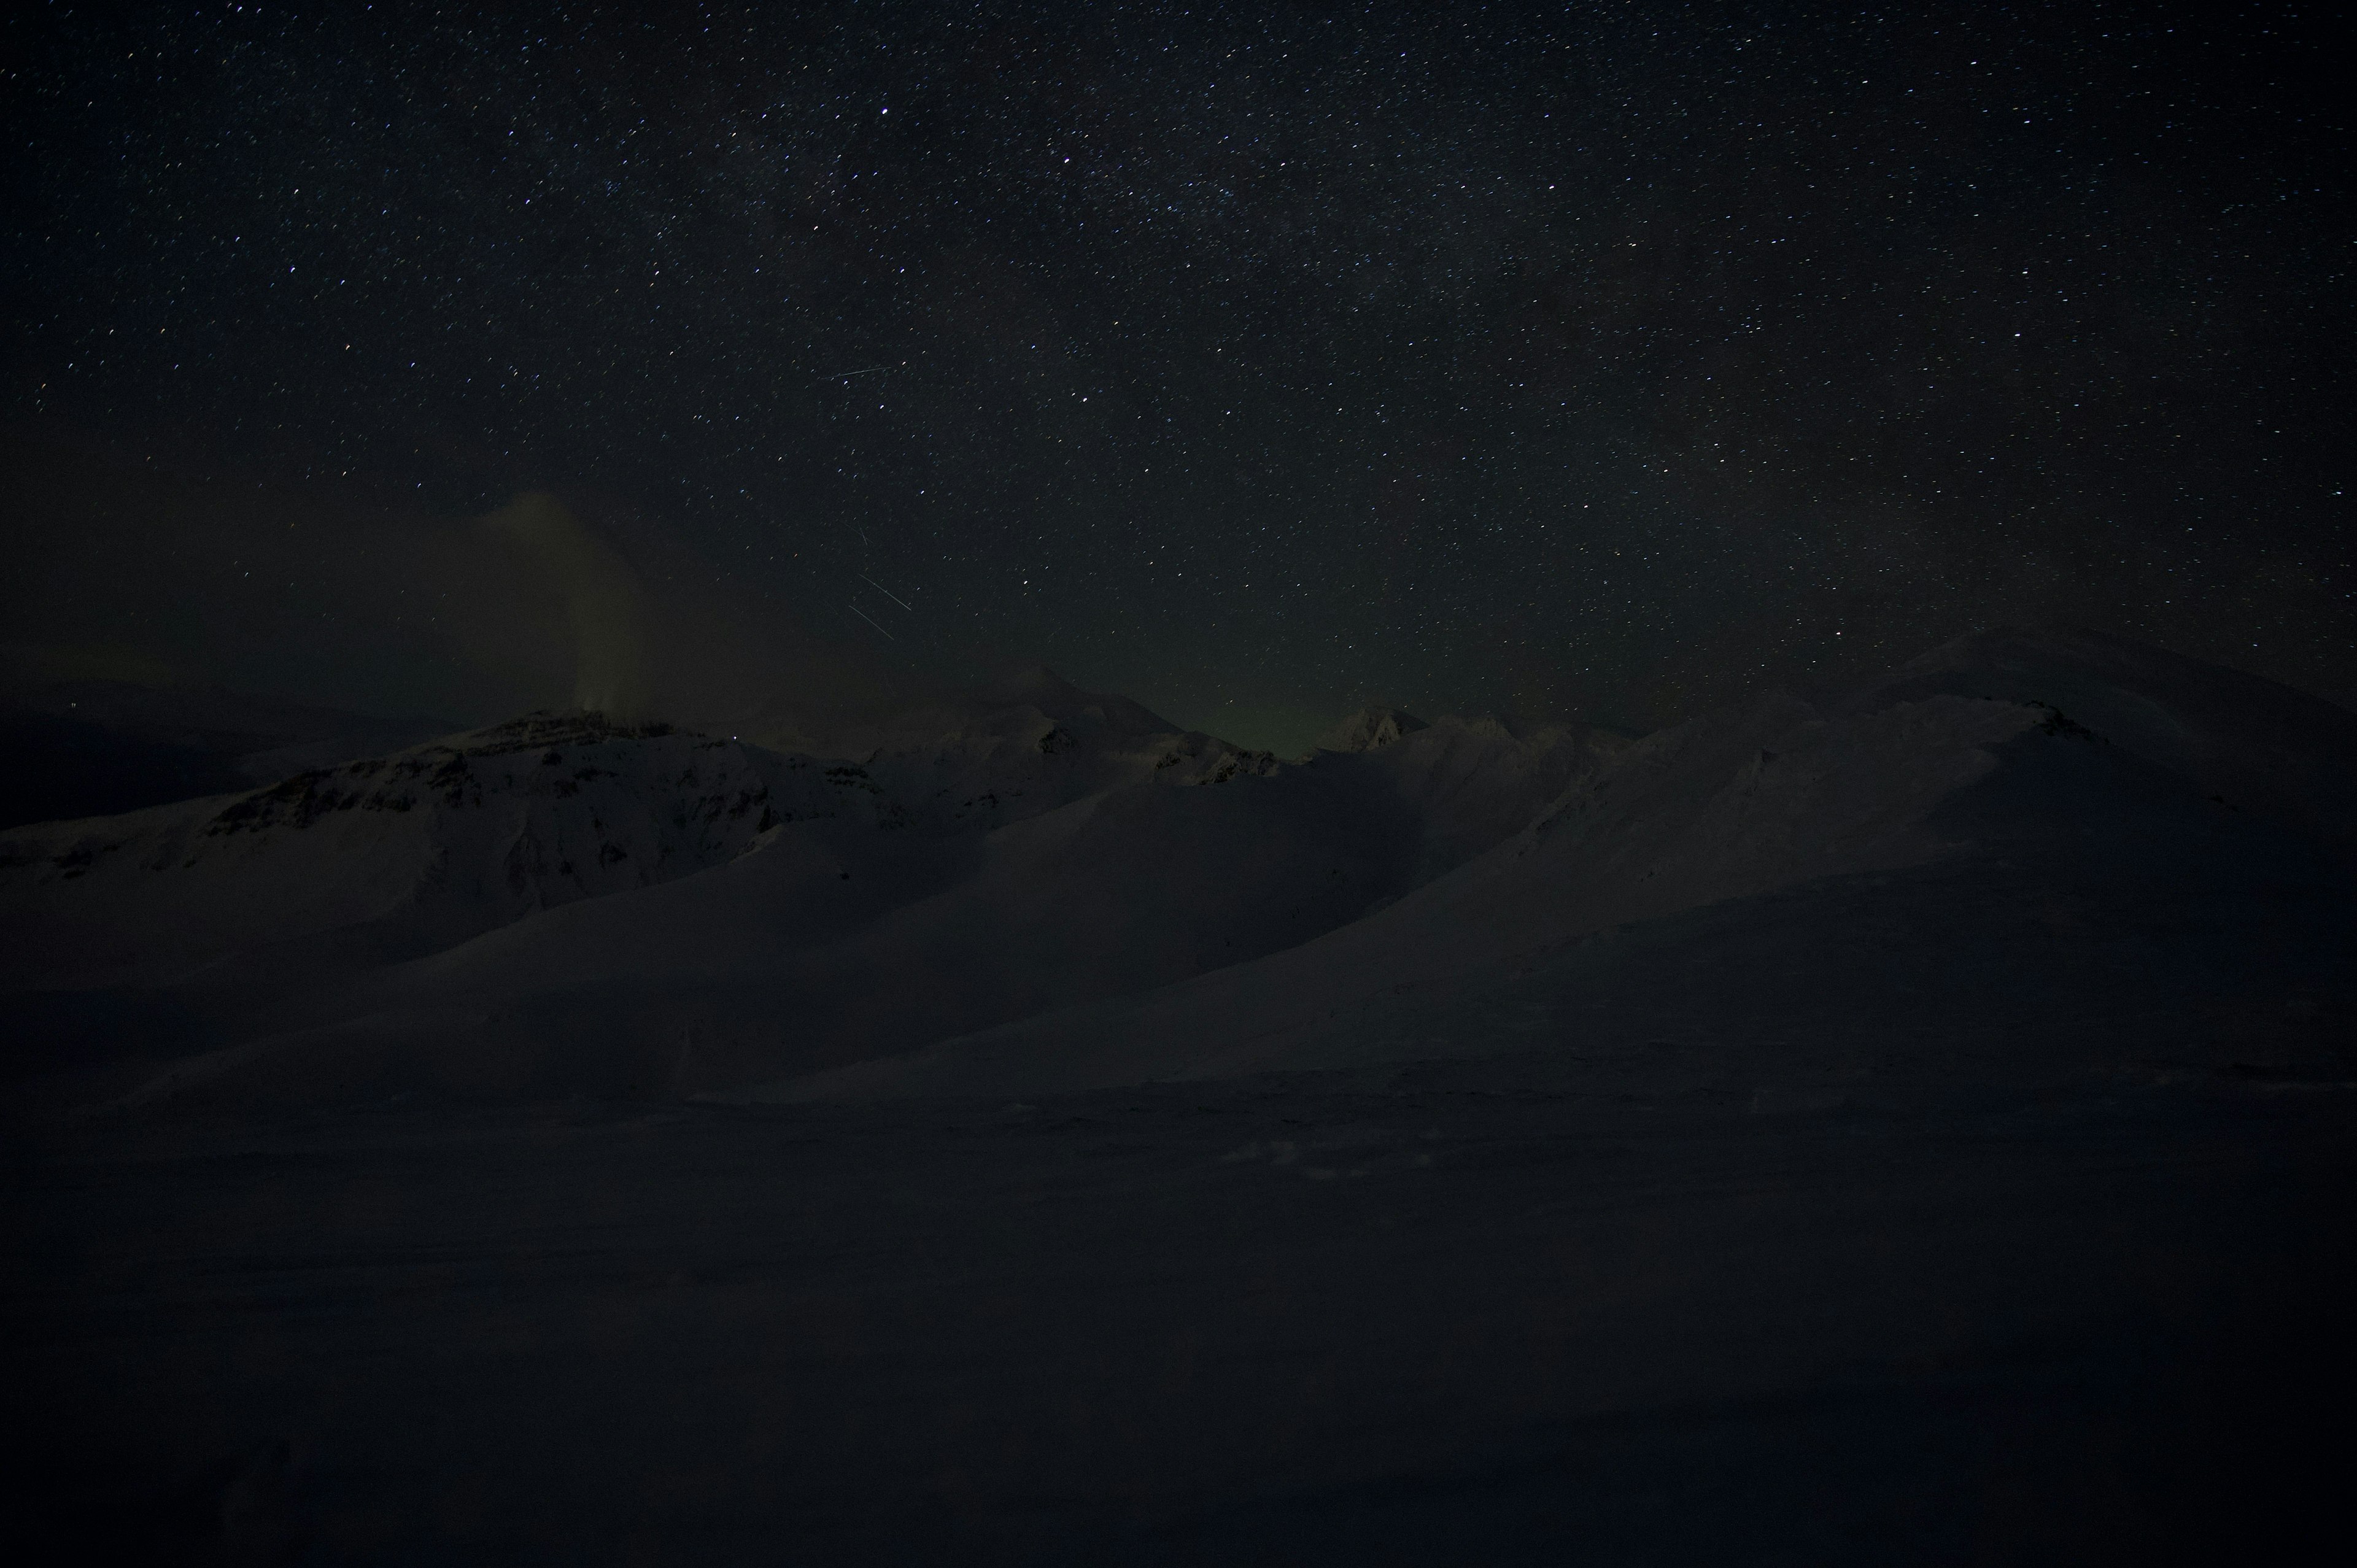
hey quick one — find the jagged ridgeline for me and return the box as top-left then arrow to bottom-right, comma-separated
0,682 -> 1291,1002
6,628 -> 2351,1113
204,713 -> 781,841
0,711 -> 896,989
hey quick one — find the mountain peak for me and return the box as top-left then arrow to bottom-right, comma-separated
1314,706 -> 1429,754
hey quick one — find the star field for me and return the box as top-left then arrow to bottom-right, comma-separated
6,1 -> 2350,745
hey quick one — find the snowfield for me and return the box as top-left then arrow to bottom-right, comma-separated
4,627 -> 2352,1562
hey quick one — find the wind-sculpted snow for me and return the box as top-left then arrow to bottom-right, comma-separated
1311,705 -> 1430,755
0,711 -> 884,992
36,679 -> 1608,1108
851,677 -> 1283,833
1318,713 -> 1624,887
13,636 -> 2356,1567
759,630 -> 2357,1103
10,630 -> 2352,1114
1846,625 -> 2357,856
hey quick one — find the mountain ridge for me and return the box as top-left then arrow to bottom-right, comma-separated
7,627 -> 2350,1114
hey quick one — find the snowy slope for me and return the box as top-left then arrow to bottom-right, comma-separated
1841,625 -> 2357,854
850,666 -> 1283,832
766,628 -> 2357,1100
104,705 -> 1617,1107
1312,705 -> 1429,755
20,627 -> 2347,1113
50,679 -> 1610,1107
15,635 -> 2354,1568
0,711 -> 884,992
1306,713 -> 1624,887
0,668 -> 1286,1016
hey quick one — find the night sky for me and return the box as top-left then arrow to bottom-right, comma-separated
6,1 -> 2350,750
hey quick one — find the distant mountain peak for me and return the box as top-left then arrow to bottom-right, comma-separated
1314,706 -> 1429,754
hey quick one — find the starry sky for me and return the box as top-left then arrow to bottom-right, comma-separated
6,1 -> 2350,750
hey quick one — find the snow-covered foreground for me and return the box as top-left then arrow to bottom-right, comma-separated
4,627 -> 2355,1558
8,1050 -> 2354,1562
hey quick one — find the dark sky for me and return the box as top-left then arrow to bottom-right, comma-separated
6,1 -> 2350,750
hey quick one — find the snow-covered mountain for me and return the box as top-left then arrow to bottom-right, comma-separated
0,711 -> 885,994
1312,705 -> 1429,755
9,630 -> 2351,1113
765,627 -> 2357,1102
851,666 -> 1284,831
0,670 -> 1308,1004
45,685 -> 1615,1106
